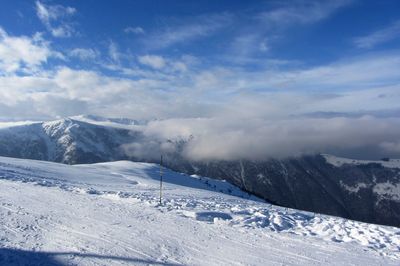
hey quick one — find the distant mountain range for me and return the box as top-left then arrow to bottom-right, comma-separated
0,116 -> 399,227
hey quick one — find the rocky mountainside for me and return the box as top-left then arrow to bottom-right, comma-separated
0,118 -> 399,227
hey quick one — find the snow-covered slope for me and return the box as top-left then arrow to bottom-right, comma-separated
0,156 -> 399,265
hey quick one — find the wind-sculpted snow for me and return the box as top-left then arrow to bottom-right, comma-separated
0,156 -> 399,265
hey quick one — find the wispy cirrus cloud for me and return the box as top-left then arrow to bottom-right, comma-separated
258,0 -> 353,28
225,0 -> 353,63
144,13 -> 233,50
124,26 -> 145,34
35,1 -> 76,37
353,20 -> 400,49
108,41 -> 121,62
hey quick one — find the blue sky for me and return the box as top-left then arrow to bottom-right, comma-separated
1,0 -> 400,158
1,0 -> 400,72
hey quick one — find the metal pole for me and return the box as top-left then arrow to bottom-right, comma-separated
159,155 -> 163,205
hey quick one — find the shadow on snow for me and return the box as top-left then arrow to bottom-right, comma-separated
0,248 -> 182,266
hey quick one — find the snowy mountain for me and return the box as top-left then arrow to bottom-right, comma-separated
0,118 -> 139,164
0,156 -> 399,265
0,118 -> 399,227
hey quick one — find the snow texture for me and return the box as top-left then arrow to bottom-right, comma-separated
0,156 -> 399,265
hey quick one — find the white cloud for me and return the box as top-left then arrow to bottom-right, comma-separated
0,28 -> 53,74
137,54 -> 189,73
69,48 -> 99,61
124,115 -> 400,161
34,94 -> 89,117
124,26 -> 145,34
202,52 -> 400,95
225,1 -> 352,62
229,34 -> 271,59
259,40 -> 269,52
108,41 -> 121,62
258,0 -> 352,27
380,141 -> 400,153
2,47 -> 399,121
53,67 -> 130,100
35,1 -> 76,37
144,13 -> 233,49
353,20 -> 400,49
138,55 -> 166,69
273,54 -> 400,89
171,61 -> 187,72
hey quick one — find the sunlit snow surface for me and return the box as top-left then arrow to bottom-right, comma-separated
0,156 -> 399,265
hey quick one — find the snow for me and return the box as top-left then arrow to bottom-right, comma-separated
322,154 -> 400,169
340,181 -> 369,194
71,115 -> 143,130
373,182 -> 400,201
325,154 -> 400,202
0,121 -> 40,129
0,156 -> 399,265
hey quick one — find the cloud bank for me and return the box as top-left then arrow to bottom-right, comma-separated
121,115 -> 400,162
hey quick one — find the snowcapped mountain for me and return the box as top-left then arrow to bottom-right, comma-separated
0,118 -> 139,164
0,117 -> 399,227
0,156 -> 399,265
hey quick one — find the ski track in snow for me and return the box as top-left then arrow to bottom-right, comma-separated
0,156 -> 399,265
